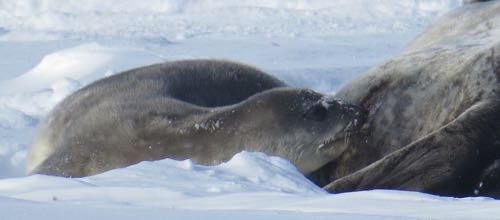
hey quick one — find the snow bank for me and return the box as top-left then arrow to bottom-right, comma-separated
0,152 -> 322,202
1,152 -> 500,220
0,43 -> 161,95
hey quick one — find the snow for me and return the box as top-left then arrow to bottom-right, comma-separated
0,0 -> 460,40
2,151 -> 500,220
2,0 -> 500,219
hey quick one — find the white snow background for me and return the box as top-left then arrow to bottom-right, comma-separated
1,0 -> 500,219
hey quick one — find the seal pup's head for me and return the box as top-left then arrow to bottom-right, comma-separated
234,87 -> 366,174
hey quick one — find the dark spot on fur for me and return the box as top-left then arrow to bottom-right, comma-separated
453,78 -> 463,87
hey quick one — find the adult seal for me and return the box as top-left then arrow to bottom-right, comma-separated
312,1 -> 500,198
27,60 -> 366,178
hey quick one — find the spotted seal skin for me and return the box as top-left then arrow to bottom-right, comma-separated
27,60 -> 366,177
313,1 -> 500,198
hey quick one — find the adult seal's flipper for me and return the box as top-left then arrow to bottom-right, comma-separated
325,99 -> 500,197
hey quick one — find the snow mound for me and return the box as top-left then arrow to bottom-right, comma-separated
0,43 -> 161,95
90,151 -> 324,196
0,152 -> 323,204
1,152 -> 500,219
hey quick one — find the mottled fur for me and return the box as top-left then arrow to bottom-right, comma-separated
311,2 -> 500,198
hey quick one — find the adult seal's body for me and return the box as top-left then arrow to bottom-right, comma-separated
315,1 -> 500,198
27,60 -> 366,177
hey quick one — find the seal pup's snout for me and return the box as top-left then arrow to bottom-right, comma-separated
309,96 -> 366,168
320,96 -> 367,132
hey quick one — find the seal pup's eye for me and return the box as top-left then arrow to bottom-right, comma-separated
304,104 -> 327,121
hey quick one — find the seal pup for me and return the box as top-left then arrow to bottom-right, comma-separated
312,2 -> 500,197
27,60 -> 366,177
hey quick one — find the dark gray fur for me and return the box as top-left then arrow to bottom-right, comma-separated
27,60 -> 366,177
